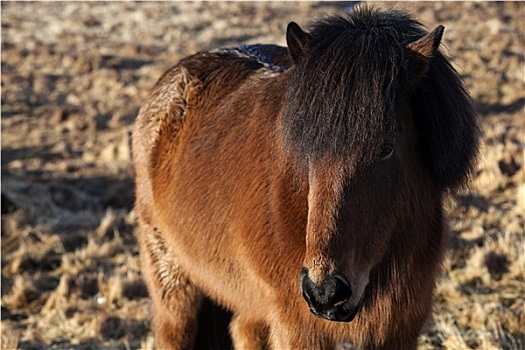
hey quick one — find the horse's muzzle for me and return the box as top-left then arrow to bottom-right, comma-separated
300,268 -> 360,322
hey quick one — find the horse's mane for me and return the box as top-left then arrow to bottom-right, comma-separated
282,7 -> 421,168
281,6 -> 479,189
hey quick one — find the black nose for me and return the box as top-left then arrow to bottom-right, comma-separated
300,268 -> 352,312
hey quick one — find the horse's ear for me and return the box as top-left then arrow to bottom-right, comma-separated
286,22 -> 310,64
407,25 -> 445,81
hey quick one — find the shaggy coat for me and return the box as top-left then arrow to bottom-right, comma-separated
133,7 -> 479,350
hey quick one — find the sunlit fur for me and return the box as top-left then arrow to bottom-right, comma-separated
133,6 -> 479,350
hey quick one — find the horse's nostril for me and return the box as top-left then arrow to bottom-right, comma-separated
331,275 -> 352,306
300,270 -> 316,304
302,288 -> 312,302
301,270 -> 352,310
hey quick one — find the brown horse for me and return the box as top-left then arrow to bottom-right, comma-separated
133,7 -> 479,350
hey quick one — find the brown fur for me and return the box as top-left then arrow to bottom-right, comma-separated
133,8 -> 478,350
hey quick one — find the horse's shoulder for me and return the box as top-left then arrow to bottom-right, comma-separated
137,44 -> 289,126
133,44 -> 291,174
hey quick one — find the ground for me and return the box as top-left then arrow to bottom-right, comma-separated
1,2 -> 524,349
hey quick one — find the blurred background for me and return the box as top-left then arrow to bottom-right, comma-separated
1,2 -> 523,349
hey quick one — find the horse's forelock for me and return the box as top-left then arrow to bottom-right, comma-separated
281,8 -> 425,170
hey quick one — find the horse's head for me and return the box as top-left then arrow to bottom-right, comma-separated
280,8 -> 478,322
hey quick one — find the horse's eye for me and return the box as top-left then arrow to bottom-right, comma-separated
378,139 -> 395,160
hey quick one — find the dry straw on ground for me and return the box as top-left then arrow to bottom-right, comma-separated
2,2 -> 524,349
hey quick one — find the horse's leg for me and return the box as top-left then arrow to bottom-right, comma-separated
267,320 -> 309,350
268,328 -> 292,350
268,317 -> 337,350
139,224 -> 203,349
230,314 -> 268,349
270,331 -> 328,350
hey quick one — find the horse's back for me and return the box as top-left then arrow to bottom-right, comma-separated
133,44 -> 293,313
133,44 -> 289,219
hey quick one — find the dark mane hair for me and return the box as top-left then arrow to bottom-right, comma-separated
281,8 -> 423,167
281,6 -> 479,189
413,49 -> 480,190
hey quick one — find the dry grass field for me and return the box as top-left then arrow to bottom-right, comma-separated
1,2 -> 524,349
